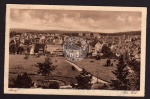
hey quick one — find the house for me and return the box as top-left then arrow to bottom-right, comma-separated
14,35 -> 20,40
9,37 -> 16,44
55,33 -> 60,36
95,42 -> 103,53
85,33 -> 91,37
88,44 -> 95,53
39,35 -> 46,43
20,37 -> 25,44
110,44 -> 116,52
93,33 -> 99,38
23,33 -> 27,37
51,34 -> 54,36
53,37 -> 63,45
125,37 -> 132,43
86,39 -> 92,44
34,37 -> 40,43
88,41 -> 103,56
63,35 -> 69,41
46,45 -> 63,54
56,48 -> 63,56
78,33 -> 83,36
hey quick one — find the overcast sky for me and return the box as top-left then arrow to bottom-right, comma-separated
10,9 -> 142,33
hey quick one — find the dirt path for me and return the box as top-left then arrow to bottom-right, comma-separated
64,59 -> 108,84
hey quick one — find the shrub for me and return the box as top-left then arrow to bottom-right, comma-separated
71,66 -> 75,71
24,54 -> 29,59
111,63 -> 114,66
98,83 -> 109,89
106,59 -> 111,66
95,55 -> 100,60
90,60 -> 94,62
13,72 -> 33,88
48,81 -> 60,89
41,80 -> 60,89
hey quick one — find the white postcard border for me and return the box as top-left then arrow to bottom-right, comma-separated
4,4 -> 147,97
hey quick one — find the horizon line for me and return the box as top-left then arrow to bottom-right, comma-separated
10,28 -> 141,34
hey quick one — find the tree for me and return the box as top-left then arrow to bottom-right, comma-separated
36,57 -> 56,76
71,69 -> 93,89
128,58 -> 140,90
111,55 -> 131,90
13,72 -> 33,88
101,44 -> 113,58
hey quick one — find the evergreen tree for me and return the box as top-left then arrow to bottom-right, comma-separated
71,69 -> 93,89
111,55 -> 131,90
128,58 -> 140,90
36,56 -> 56,76
13,72 -> 33,88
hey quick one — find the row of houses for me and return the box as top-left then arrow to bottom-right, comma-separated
10,32 -> 141,59
12,32 -> 140,41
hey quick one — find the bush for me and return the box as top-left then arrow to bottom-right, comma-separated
48,81 -> 60,89
111,63 -> 114,66
95,55 -> 100,60
24,54 -> 29,59
13,72 -> 33,88
41,80 -> 60,89
106,59 -> 111,66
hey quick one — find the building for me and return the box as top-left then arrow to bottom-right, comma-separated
95,42 -> 103,53
53,37 -> 63,45
78,33 -> 83,36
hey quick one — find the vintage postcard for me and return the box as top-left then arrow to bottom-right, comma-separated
4,4 -> 147,97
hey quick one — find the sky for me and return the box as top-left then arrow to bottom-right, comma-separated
10,9 -> 142,33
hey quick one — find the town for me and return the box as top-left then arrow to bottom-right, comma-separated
9,30 -> 141,90
9,30 -> 141,59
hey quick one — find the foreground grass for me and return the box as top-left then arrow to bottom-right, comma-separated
9,55 -> 117,88
75,58 -> 117,82
9,55 -> 79,86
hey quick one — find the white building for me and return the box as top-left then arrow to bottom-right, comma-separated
95,42 -> 103,53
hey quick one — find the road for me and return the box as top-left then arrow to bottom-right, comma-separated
64,59 -> 108,84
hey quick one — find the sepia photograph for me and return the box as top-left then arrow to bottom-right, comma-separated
4,4 -> 147,96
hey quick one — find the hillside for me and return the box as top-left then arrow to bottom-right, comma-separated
10,28 -> 141,35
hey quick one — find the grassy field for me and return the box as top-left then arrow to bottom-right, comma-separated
9,54 -> 118,88
9,55 -> 79,86
75,58 -> 118,82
